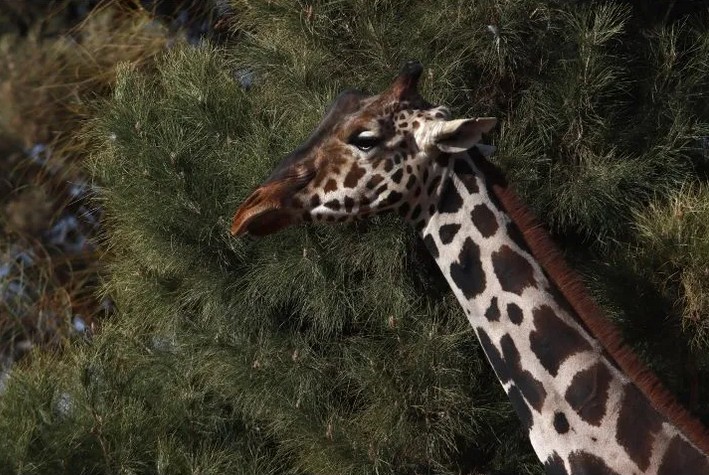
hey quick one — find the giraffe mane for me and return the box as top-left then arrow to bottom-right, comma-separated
473,154 -> 709,455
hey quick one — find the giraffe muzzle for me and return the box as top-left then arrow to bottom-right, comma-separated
231,164 -> 315,237
231,182 -> 295,237
389,60 -> 423,100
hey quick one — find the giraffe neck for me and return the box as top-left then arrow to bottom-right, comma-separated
416,151 -> 709,475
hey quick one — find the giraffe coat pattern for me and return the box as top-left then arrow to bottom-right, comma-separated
421,152 -> 709,474
231,62 -> 709,475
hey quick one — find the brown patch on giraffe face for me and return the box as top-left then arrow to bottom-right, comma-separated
564,362 -> 612,426
491,245 -> 537,295
324,179 -> 338,193
658,435 -> 709,475
567,451 -> 621,475
366,174 -> 384,190
344,196 -> 355,212
616,384 -> 664,472
343,162 -> 366,188
379,190 -> 403,208
391,168 -> 404,184
529,304 -> 592,376
324,199 -> 341,211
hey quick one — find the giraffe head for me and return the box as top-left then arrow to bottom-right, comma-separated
231,61 -> 496,236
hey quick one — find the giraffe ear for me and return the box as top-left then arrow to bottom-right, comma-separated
435,117 -> 497,154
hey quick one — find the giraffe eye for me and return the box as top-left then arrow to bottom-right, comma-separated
349,130 -> 382,152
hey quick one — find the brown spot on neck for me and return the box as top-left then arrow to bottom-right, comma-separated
485,297 -> 501,322
658,435 -> 709,475
529,304 -> 592,376
616,384 -> 664,471
366,174 -> 384,190
491,245 -> 537,295
500,334 -> 547,412
564,362 -> 612,426
470,203 -> 498,237
449,237 -> 486,299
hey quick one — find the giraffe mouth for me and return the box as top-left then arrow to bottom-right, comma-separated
231,181 -> 297,237
231,163 -> 316,237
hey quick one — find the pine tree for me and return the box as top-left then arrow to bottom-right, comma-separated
0,1 -> 708,474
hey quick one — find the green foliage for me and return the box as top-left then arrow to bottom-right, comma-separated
632,185 -> 709,348
0,325 -> 290,475
498,4 -> 709,243
1,1 -> 708,474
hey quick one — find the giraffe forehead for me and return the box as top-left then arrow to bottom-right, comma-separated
356,96 -> 439,121
339,100 -> 412,131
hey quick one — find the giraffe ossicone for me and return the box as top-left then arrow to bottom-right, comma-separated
231,62 -> 709,475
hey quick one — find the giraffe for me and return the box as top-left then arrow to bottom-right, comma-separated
230,61 -> 709,475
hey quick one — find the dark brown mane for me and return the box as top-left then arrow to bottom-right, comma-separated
473,154 -> 709,454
